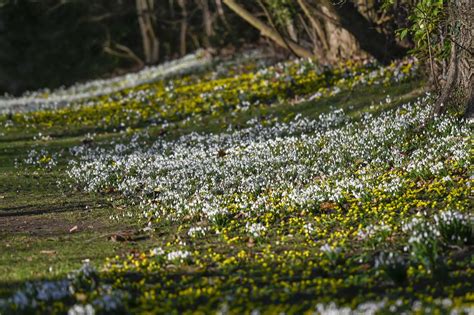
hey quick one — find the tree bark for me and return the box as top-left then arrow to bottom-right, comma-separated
318,0 -> 406,64
319,2 -> 364,61
434,0 -> 473,117
103,42 -> 145,70
197,0 -> 214,47
177,0 -> 188,56
297,0 -> 329,53
222,0 -> 313,58
214,0 -> 230,28
136,0 -> 159,64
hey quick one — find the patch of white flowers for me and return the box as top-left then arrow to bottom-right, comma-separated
320,244 -> 342,255
150,247 -> 165,256
166,250 -> 192,263
357,223 -> 392,240
434,210 -> 473,245
402,210 -> 472,269
0,262 -> 126,313
245,222 -> 266,238
403,215 -> 440,247
0,51 -> 212,114
314,298 -> 474,315
21,148 -> 60,169
188,226 -> 209,238
68,304 -> 95,315
63,95 -> 470,235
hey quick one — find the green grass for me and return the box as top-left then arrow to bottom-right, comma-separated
0,138 -> 155,297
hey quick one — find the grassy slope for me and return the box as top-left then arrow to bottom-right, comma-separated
0,80 -> 423,298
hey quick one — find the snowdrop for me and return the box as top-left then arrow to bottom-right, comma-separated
245,222 -> 266,238
166,250 -> 191,262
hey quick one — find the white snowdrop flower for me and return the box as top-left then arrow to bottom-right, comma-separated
68,304 -> 95,315
303,223 -> 314,234
166,250 -> 191,262
11,292 -> 29,309
57,94 -> 469,243
320,244 -> 341,255
0,52 -> 211,114
188,226 -> 208,238
150,247 -> 165,256
245,222 -> 266,238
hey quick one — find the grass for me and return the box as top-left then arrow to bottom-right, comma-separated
0,139 -> 155,297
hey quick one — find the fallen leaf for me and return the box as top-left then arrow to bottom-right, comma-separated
75,293 -> 87,302
108,232 -> 132,242
320,202 -> 336,211
247,237 -> 255,248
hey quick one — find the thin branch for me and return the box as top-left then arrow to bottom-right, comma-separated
256,0 -> 300,58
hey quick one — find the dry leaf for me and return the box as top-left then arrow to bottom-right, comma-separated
108,232 -> 132,242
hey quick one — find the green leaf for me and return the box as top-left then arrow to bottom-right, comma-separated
399,29 -> 409,40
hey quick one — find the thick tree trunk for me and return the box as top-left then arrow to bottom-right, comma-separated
434,0 -> 473,117
318,0 -> 406,64
319,3 -> 365,62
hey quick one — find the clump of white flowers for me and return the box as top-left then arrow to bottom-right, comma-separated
0,52 -> 211,114
22,149 -> 60,169
314,298 -> 473,315
320,244 -> 342,264
150,247 -> 165,256
357,223 -> 392,240
166,250 -> 192,263
303,223 -> 314,234
206,207 -> 231,228
245,222 -> 266,238
188,226 -> 209,238
375,252 -> 407,284
402,215 -> 441,270
434,210 -> 472,245
358,223 -> 392,249
402,210 -> 472,270
68,304 -> 95,315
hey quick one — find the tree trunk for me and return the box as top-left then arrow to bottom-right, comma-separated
286,18 -> 298,43
197,0 -> 214,47
297,0 -> 330,57
319,2 -> 365,62
177,0 -> 188,56
136,0 -> 159,64
433,0 -> 473,117
214,0 -> 230,28
316,0 -> 407,64
222,0 -> 313,58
